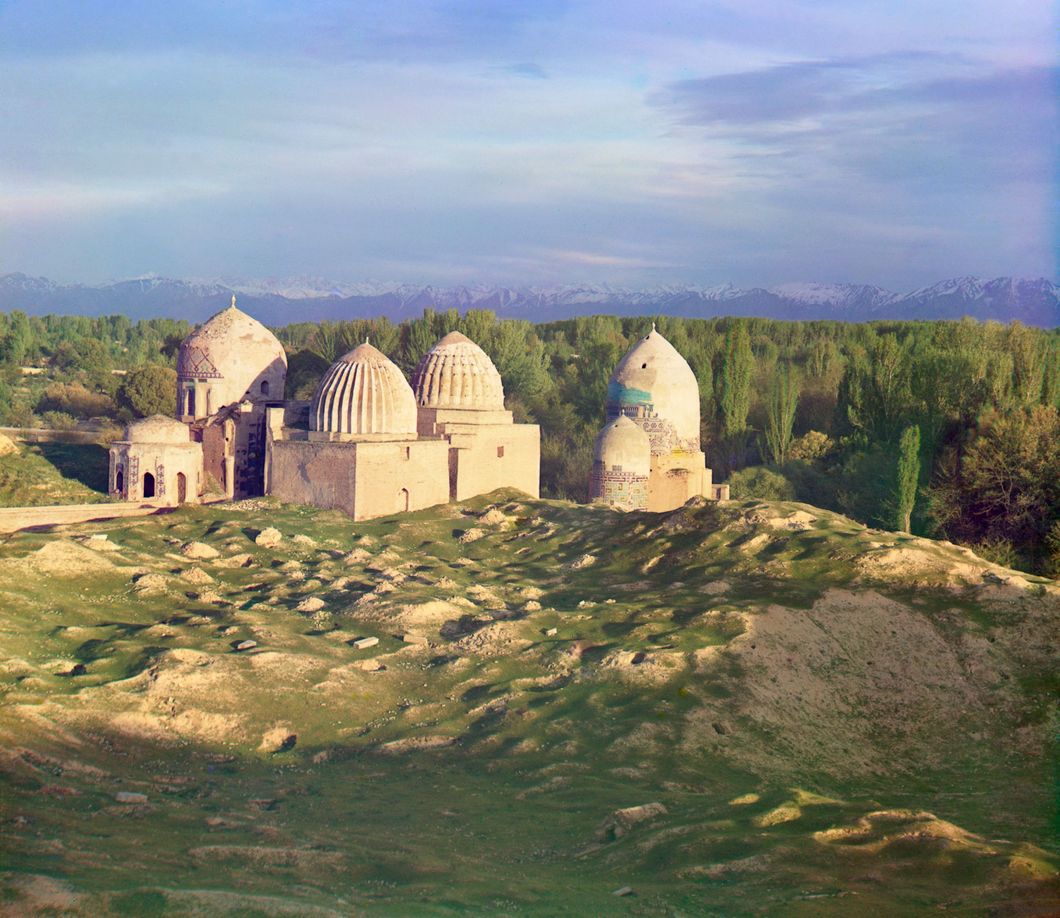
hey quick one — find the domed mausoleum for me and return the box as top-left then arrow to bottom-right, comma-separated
311,342 -> 418,438
111,303 -> 540,521
265,330 -> 539,520
590,325 -> 727,512
109,415 -> 201,506
589,415 -> 651,510
177,296 -> 286,421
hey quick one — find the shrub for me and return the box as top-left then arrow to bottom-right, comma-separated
118,364 -> 177,418
727,466 -> 796,501
39,410 -> 78,430
788,430 -> 835,462
37,382 -> 115,419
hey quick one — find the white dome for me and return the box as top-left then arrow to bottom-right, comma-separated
311,343 -> 417,436
177,300 -> 287,410
593,416 -> 650,476
411,332 -> 505,410
126,415 -> 190,444
607,328 -> 701,454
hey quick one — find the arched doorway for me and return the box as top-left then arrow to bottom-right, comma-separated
398,488 -> 410,512
176,472 -> 187,504
115,468 -> 124,496
143,472 -> 156,499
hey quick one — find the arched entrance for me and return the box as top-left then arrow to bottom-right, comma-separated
116,468 -> 124,496
143,472 -> 156,499
398,488 -> 410,512
176,472 -> 187,504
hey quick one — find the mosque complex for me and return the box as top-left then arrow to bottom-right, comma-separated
108,299 -> 726,518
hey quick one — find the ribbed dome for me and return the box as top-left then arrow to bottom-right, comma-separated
177,300 -> 287,409
593,416 -> 650,476
411,332 -> 505,410
607,327 -> 701,453
126,415 -> 191,444
311,343 -> 417,436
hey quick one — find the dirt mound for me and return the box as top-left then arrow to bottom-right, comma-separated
0,433 -> 18,456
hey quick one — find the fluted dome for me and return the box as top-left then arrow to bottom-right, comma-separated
177,299 -> 287,409
126,415 -> 191,444
311,342 -> 417,436
593,415 -> 650,476
411,332 -> 504,410
607,327 -> 701,453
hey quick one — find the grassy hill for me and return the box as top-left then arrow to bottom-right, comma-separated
0,439 -> 109,507
0,493 -> 1056,915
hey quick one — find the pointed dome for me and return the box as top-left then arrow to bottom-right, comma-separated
411,331 -> 505,410
177,299 -> 287,409
126,414 -> 191,444
311,342 -> 417,436
593,415 -> 650,476
607,327 -> 701,453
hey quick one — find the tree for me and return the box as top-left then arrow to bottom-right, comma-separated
717,321 -> 753,436
763,365 -> 800,465
894,425 -> 920,532
118,365 -> 177,418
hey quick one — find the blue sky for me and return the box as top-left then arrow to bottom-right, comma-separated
0,0 -> 1055,288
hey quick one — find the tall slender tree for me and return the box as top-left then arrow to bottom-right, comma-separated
763,365 -> 800,466
717,320 -> 753,436
894,424 -> 920,533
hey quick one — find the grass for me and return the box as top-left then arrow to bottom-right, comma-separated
0,493 -> 1056,914
0,441 -> 109,506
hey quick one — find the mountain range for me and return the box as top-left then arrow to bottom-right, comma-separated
1,273 -> 1056,326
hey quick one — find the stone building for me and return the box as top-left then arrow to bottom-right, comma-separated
109,299 -> 539,518
109,415 -> 202,506
265,333 -> 539,520
589,326 -> 728,511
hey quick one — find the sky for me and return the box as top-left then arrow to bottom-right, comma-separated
0,0 -> 1055,290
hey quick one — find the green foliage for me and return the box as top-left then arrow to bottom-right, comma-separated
762,365 -> 800,465
788,430 -> 834,462
117,365 -> 177,418
37,382 -> 115,419
717,320 -> 753,436
728,466 -> 796,500
894,425 -> 920,532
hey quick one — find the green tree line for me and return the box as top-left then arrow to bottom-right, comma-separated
2,307 -> 1057,573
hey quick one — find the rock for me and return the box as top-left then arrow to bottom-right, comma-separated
181,541 -> 220,560
234,640 -> 258,652
543,627 -> 558,637
402,632 -> 428,645
259,727 -> 297,754
457,528 -> 485,544
181,567 -> 215,585
524,600 -> 542,612
291,534 -> 317,547
255,527 -> 283,548
478,508 -> 510,526
0,432 -> 18,456
613,887 -> 634,897
64,663 -> 88,677
351,636 -> 379,649
570,554 -> 596,570
353,659 -> 386,672
115,791 -> 148,805
596,802 -> 668,841
296,596 -> 325,613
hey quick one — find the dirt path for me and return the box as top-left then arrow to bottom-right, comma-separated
0,502 -> 171,535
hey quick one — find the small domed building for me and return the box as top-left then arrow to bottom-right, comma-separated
109,415 -> 201,506
589,325 -> 727,512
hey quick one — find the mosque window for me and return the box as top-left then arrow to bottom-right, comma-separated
260,381 -> 269,396
497,446 -> 505,458
403,446 -> 411,460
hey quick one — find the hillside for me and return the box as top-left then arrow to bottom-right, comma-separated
2,273 -> 1057,326
0,494 -> 1057,915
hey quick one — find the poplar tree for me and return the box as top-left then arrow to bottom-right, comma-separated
895,424 -> 920,533
763,365 -> 800,465
718,320 -> 753,436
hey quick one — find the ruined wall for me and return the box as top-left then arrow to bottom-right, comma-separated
449,424 -> 540,501
268,438 -> 450,521
647,451 -> 708,513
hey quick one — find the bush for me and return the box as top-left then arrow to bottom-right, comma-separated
37,382 -> 115,419
727,466 -> 796,501
970,537 -> 1021,570
788,430 -> 835,462
118,364 -> 177,418
39,410 -> 78,430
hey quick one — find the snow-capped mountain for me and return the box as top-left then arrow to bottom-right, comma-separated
0,273 -> 1055,326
